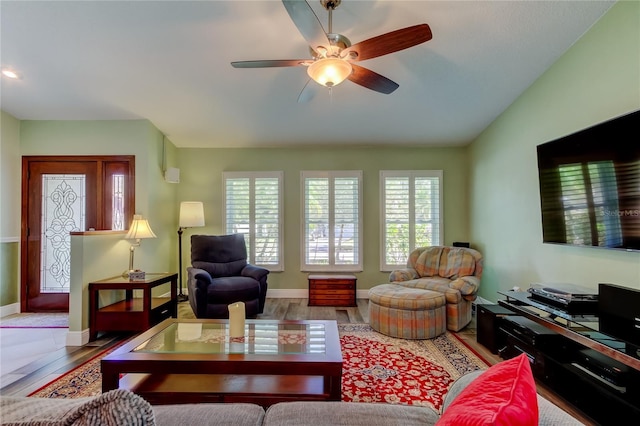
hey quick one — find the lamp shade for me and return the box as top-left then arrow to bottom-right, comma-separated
179,201 -> 205,228
307,58 -> 352,88
125,215 -> 157,240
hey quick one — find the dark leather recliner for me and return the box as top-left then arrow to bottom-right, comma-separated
187,234 -> 269,319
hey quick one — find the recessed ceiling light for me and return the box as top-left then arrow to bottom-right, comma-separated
2,69 -> 20,79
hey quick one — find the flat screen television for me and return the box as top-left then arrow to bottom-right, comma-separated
536,110 -> 640,251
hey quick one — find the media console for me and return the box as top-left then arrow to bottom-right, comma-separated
496,289 -> 640,425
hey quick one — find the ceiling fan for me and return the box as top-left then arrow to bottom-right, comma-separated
231,0 -> 432,100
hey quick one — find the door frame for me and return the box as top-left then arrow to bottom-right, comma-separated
20,155 -> 135,312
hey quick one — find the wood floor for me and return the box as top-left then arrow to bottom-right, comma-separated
0,298 -> 593,424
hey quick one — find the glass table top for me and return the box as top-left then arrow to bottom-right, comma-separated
133,321 -> 328,355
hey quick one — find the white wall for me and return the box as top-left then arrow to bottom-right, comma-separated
469,1 -> 640,301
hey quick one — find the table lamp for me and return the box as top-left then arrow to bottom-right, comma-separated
122,214 -> 157,278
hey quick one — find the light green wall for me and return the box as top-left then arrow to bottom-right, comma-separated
1,114 -> 468,326
19,119 -> 178,275
21,120 -> 156,215
69,233 -> 125,333
68,231 -> 172,342
177,146 -> 469,291
469,0 -> 640,301
142,123 -> 179,275
1,110 -> 21,311
1,111 -> 21,237
17,120 -> 178,338
0,242 -> 19,306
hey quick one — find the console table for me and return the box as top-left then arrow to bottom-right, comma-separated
497,290 -> 640,424
499,291 -> 640,370
89,272 -> 178,341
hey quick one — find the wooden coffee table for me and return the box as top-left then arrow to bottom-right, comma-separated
101,318 -> 343,407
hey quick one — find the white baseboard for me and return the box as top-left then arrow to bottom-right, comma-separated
0,303 -> 20,318
172,289 -> 372,299
356,289 -> 370,299
66,329 -> 90,346
264,289 -> 310,298
260,289 -> 371,299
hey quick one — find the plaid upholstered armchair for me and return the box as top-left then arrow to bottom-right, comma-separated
389,246 -> 483,331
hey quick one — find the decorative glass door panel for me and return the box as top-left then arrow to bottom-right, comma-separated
112,174 -> 125,230
40,174 -> 86,293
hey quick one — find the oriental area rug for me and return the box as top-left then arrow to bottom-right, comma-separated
29,324 -> 488,411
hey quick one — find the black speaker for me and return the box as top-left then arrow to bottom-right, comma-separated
477,304 -> 517,354
453,242 -> 470,248
598,283 -> 640,322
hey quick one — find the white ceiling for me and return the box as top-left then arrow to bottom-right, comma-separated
0,0 -> 615,148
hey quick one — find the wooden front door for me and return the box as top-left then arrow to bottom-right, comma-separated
21,156 -> 135,312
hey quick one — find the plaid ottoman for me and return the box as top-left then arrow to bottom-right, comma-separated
368,284 -> 446,339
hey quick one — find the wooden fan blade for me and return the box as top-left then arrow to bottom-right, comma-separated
282,0 -> 330,54
343,24 -> 432,62
231,60 -> 311,68
348,64 -> 399,94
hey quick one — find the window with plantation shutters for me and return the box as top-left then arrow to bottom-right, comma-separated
302,171 -> 362,271
380,170 -> 443,270
223,171 -> 283,271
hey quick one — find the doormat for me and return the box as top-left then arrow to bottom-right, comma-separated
0,313 -> 69,328
29,324 -> 488,410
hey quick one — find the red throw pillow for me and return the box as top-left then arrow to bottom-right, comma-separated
437,353 -> 538,426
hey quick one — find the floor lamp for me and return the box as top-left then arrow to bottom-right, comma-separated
178,201 -> 205,301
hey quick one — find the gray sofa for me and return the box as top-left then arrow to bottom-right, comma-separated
0,371 -> 584,426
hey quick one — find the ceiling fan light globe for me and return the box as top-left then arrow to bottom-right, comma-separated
307,58 -> 352,88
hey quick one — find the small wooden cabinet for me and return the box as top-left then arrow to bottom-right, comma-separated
89,272 -> 178,341
308,274 -> 357,307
